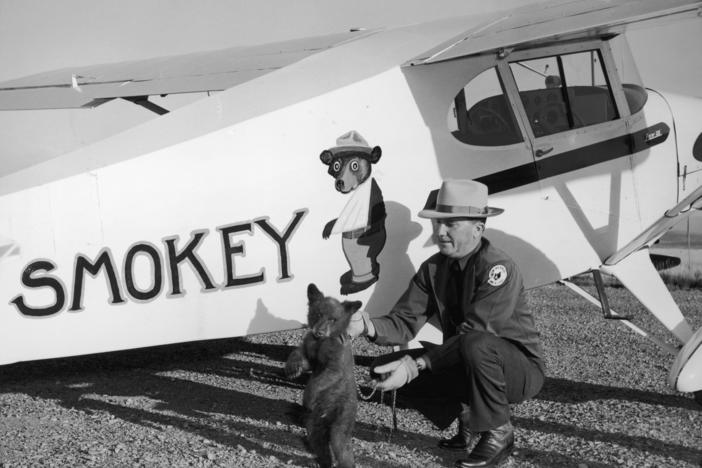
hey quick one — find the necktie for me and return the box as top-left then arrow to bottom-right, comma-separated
447,261 -> 464,329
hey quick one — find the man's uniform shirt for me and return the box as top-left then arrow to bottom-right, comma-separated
371,238 -> 544,372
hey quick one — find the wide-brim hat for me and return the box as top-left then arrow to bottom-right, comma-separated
418,179 -> 504,219
328,130 -> 374,156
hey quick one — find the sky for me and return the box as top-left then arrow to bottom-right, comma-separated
0,0 -> 700,172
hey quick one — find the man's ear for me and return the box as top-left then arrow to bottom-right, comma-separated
344,300 -> 363,314
473,222 -> 485,238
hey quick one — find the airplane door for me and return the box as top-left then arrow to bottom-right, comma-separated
495,40 -> 641,262
502,42 -> 632,184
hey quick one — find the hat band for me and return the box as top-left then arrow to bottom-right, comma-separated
330,146 -> 372,155
435,204 -> 488,215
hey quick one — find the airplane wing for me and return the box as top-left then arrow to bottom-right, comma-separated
0,30 -> 375,111
407,0 -> 702,65
0,0 -> 699,112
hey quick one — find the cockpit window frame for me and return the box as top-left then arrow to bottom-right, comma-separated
449,64 -> 526,148
497,38 -> 632,144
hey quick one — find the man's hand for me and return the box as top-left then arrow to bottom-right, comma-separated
347,310 -> 374,338
372,355 -> 419,391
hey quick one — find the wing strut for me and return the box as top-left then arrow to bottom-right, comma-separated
122,96 -> 169,115
605,184 -> 702,266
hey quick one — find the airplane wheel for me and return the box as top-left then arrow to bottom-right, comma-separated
695,390 -> 702,407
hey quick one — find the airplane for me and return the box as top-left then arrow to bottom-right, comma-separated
0,0 -> 700,406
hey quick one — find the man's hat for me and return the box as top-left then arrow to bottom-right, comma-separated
418,180 -> 504,219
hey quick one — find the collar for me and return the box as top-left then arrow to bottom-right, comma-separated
449,237 -> 487,272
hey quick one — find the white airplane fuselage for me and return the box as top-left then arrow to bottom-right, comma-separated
0,21 -> 700,396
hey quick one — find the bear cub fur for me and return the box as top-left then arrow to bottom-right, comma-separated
285,283 -> 361,468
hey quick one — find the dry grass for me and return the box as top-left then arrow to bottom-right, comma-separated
568,271 -> 702,290
659,270 -> 702,290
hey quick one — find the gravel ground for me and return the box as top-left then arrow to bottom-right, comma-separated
1,283 -> 701,468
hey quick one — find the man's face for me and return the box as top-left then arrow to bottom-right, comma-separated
432,218 -> 484,259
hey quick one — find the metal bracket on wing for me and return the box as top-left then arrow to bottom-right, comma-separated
605,184 -> 702,266
122,96 -> 170,115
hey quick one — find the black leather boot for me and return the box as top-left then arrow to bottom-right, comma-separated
438,414 -> 473,450
455,421 -> 514,467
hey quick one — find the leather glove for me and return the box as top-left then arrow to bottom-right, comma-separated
372,355 -> 419,391
347,310 -> 374,338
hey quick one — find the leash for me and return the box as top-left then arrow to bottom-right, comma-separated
354,355 -> 398,440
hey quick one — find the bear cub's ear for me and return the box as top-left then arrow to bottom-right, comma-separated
307,283 -> 325,303
343,300 -> 363,315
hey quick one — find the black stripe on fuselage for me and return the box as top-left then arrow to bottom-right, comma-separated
477,122 -> 670,195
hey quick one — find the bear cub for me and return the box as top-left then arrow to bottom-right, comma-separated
285,283 -> 361,468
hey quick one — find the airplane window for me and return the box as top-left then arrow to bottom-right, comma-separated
510,50 -> 618,138
448,67 -> 523,146
609,35 -> 648,114
561,51 -> 619,126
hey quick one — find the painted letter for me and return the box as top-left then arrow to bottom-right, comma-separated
70,249 -> 126,311
255,209 -> 307,281
218,222 -> 264,288
164,230 -> 217,296
10,260 -> 66,317
124,242 -> 163,301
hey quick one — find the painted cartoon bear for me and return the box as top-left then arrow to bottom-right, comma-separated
320,131 -> 386,295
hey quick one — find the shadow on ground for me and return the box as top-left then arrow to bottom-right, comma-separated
1,337 -> 700,467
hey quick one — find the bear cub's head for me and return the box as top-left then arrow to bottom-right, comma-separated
319,146 -> 381,194
306,283 -> 362,338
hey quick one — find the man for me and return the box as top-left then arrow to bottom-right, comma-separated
349,179 -> 544,468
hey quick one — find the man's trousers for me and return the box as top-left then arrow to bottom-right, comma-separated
370,330 -> 544,432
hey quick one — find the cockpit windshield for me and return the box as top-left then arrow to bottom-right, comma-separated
509,49 -> 619,137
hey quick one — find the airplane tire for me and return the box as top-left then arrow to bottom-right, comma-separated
695,390 -> 702,407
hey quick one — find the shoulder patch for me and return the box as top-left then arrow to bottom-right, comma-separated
487,264 -> 507,286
